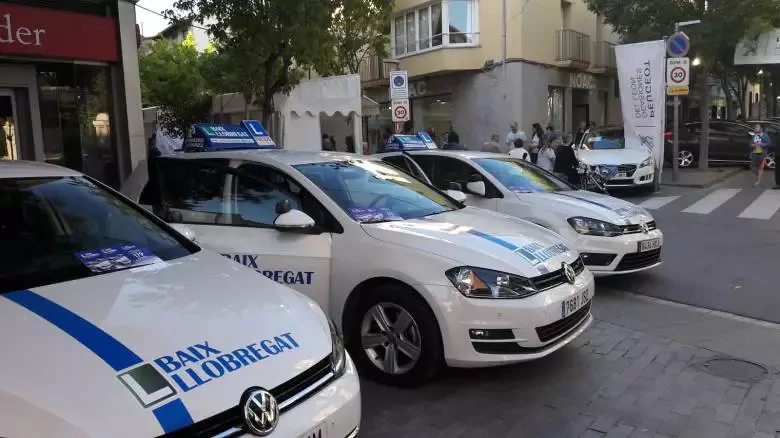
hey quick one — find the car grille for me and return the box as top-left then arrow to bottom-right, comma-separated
472,309 -> 591,355
535,301 -> 592,343
616,248 -> 662,271
620,221 -> 657,235
159,356 -> 334,438
532,257 -> 585,291
617,164 -> 637,177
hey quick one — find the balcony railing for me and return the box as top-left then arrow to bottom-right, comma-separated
592,41 -> 617,70
359,54 -> 391,84
556,29 -> 590,66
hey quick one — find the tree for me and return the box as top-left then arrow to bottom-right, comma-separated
318,0 -> 395,75
139,33 -> 214,138
166,0 -> 335,125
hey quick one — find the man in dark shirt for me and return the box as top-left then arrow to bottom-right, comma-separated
553,133 -> 580,185
442,131 -> 467,150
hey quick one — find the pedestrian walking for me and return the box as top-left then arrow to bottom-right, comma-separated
345,135 -> 356,153
749,123 -> 771,187
508,138 -> 530,161
530,123 -> 544,163
322,134 -> 334,151
481,134 -> 502,153
537,138 -> 557,172
574,121 -> 587,146
442,131 -> 467,150
554,133 -> 580,185
505,121 -> 526,150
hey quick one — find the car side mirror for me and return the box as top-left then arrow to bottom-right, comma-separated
170,223 -> 198,243
274,200 -> 316,230
446,189 -> 467,203
466,180 -> 486,197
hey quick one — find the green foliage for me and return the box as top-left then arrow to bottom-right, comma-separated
139,33 -> 213,138
318,0 -> 395,75
166,0 -> 336,124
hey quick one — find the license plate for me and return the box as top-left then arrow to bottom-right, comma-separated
614,172 -> 628,179
299,424 -> 327,438
638,238 -> 661,252
561,287 -> 592,319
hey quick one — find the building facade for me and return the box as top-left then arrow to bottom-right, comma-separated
360,0 -> 622,152
0,0 -> 145,188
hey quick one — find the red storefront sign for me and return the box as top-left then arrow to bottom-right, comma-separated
0,4 -> 119,62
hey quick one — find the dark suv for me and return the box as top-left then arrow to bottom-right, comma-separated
665,120 -> 776,169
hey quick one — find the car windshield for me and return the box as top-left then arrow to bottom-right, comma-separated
475,158 -> 573,193
0,176 -> 197,292
584,129 -> 625,150
294,159 -> 462,223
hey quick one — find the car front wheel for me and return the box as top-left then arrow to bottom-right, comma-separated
766,152 -> 776,170
678,148 -> 695,168
347,284 -> 444,387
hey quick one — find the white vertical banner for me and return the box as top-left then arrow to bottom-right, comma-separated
615,41 -> 666,178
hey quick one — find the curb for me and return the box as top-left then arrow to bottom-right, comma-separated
604,289 -> 780,330
659,168 -> 744,189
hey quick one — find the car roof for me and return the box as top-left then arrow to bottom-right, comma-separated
164,149 -> 379,166
379,149 -> 509,160
0,160 -> 82,179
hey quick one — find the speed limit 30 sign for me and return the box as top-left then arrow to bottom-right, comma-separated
666,57 -> 690,86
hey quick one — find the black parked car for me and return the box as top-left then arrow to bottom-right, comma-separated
664,120 -> 776,169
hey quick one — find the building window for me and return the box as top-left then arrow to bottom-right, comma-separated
392,0 -> 478,57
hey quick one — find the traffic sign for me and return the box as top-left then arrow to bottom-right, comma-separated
392,99 -> 410,122
666,85 -> 689,96
389,70 -> 409,99
666,57 -> 690,86
666,31 -> 690,57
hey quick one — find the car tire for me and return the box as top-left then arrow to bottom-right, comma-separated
678,148 -> 696,168
346,283 -> 444,387
766,152 -> 776,170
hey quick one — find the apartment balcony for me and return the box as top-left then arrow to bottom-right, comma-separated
556,29 -> 590,69
359,54 -> 391,88
589,41 -> 617,74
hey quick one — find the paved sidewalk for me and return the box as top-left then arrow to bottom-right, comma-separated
360,289 -> 780,438
661,168 -> 745,188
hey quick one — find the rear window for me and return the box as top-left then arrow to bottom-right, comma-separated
0,177 -> 197,292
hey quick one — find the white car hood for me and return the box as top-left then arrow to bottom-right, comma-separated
518,190 -> 655,224
577,148 -> 650,166
0,251 -> 331,438
362,207 -> 579,276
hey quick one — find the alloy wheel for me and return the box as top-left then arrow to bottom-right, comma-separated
678,150 -> 695,168
766,152 -> 776,170
360,302 -> 422,375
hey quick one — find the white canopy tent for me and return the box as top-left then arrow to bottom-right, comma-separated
274,74 -> 363,152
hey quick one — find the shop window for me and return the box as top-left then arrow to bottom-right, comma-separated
547,87 -> 565,132
392,0 -> 477,57
37,63 -> 119,187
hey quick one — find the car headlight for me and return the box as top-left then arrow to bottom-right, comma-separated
327,318 -> 346,377
567,217 -> 623,237
640,156 -> 654,168
445,266 -> 538,299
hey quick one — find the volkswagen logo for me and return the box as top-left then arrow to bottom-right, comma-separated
562,262 -> 576,284
243,388 -> 279,436
640,221 -> 650,234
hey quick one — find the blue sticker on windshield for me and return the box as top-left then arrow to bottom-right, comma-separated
75,244 -> 163,273
349,207 -> 403,222
506,185 -> 538,194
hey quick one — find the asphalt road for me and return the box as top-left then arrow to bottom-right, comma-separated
601,170 -> 780,324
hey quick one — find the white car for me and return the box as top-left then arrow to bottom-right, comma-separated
577,126 -> 658,191
0,161 -> 359,438
123,149 -> 594,387
375,150 -> 663,276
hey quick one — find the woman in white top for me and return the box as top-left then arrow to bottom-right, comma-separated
536,139 -> 558,172
508,138 -> 530,160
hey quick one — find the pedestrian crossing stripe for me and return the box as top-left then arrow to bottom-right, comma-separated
637,188 -> 780,220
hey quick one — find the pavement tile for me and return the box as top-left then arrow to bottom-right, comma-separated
726,386 -> 751,405
671,395 -> 699,416
764,394 -> 780,412
752,433 -> 775,438
756,410 -> 780,433
699,390 -> 726,408
628,428 -> 654,438
590,415 -> 618,433
605,424 -> 635,438
740,392 -> 767,421
715,403 -> 740,423
581,430 -> 606,438
732,416 -> 758,435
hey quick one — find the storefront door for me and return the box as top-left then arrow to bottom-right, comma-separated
0,88 -> 19,160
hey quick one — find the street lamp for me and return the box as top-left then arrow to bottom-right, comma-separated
692,57 -> 701,66
671,19 -> 702,182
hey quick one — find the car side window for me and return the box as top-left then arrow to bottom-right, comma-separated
716,123 -> 748,135
382,155 -> 427,181
156,158 -> 230,225
234,163 -> 342,232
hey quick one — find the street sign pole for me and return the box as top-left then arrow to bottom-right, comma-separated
672,23 -> 681,183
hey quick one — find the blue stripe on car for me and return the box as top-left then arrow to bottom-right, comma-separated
2,290 -> 194,433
